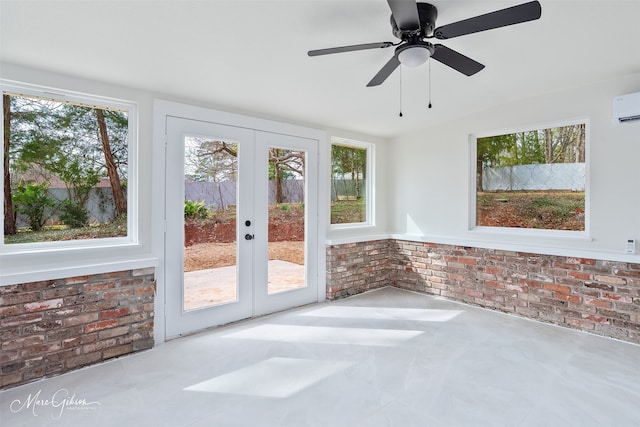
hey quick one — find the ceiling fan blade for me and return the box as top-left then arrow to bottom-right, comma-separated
431,44 -> 485,76
434,1 -> 542,40
367,55 -> 401,87
387,0 -> 420,32
308,42 -> 394,57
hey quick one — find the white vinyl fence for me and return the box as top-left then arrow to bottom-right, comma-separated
482,163 -> 585,191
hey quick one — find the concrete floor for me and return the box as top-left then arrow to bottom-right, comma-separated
2,287 -> 639,426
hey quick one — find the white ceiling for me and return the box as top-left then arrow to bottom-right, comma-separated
1,0 -> 639,138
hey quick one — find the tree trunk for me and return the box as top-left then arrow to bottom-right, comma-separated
275,164 -> 284,204
3,94 -> 16,235
96,109 -> 127,216
476,158 -> 484,192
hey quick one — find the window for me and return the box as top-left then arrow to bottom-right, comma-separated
473,121 -> 587,232
2,82 -> 136,247
330,137 -> 373,226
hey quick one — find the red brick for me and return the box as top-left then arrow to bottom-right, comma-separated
0,291 -> 41,306
556,294 -> 581,303
63,312 -> 99,327
102,289 -> 134,300
485,266 -> 504,275
103,343 -> 133,359
566,318 -> 595,330
66,351 -> 101,369
63,337 -> 83,348
543,283 -> 572,294
0,348 -> 21,364
135,285 -> 156,295
24,298 -> 63,313
566,257 -> 596,266
99,326 -> 130,339
586,315 -> 609,324
19,280 -> 57,291
85,319 -> 118,333
602,293 -> 633,303
2,335 -> 44,350
552,262 -> 580,270
569,271 -> 593,281
585,297 -> 612,308
42,286 -> 82,299
613,269 -> 640,278
63,275 -> 91,285
83,281 -> 117,292
83,338 -> 117,353
1,312 -> 43,327
0,305 -> 22,317
594,275 -> 626,286
99,307 -> 131,320
485,281 -> 505,289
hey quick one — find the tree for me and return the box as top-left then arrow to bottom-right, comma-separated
12,182 -> 55,231
97,109 -> 127,216
331,145 -> 366,198
269,148 -> 304,204
3,94 -> 16,235
476,134 -> 512,192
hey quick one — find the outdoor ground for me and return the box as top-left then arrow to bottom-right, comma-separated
184,204 -> 305,271
476,191 -> 585,230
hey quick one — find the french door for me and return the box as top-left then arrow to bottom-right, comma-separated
165,117 -> 318,337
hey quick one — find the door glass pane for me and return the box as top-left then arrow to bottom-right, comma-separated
183,137 -> 239,311
267,147 -> 306,294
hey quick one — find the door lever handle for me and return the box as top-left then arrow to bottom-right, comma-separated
245,234 -> 254,241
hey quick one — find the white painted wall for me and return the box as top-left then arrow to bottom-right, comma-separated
389,73 -> 640,262
0,63 -> 388,342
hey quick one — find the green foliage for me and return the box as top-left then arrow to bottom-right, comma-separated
12,182 -> 55,231
279,203 -> 291,212
5,93 -> 129,240
524,196 -> 583,220
59,200 -> 89,228
184,200 -> 208,219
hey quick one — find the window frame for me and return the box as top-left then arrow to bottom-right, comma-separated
469,118 -> 590,238
329,137 -> 374,229
1,80 -> 139,253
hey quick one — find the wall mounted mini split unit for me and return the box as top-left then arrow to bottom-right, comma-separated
612,91 -> 640,123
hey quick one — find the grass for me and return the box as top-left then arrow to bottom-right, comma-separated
4,215 -> 128,244
331,198 -> 366,224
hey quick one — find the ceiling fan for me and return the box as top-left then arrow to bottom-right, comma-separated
308,0 -> 542,87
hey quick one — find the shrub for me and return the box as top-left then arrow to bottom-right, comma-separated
59,200 -> 89,228
12,182 -> 55,231
184,200 -> 208,219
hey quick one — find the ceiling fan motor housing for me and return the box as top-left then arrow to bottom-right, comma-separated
391,2 -> 438,39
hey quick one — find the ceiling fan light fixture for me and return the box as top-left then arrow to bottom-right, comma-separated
398,45 -> 431,67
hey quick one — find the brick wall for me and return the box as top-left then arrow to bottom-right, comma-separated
326,240 -> 390,299
1,268 -> 155,388
327,239 -> 640,345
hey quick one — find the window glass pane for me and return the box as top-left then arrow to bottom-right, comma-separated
183,137 -> 238,311
3,92 -> 129,244
267,147 -> 305,295
331,144 -> 367,224
475,123 -> 586,231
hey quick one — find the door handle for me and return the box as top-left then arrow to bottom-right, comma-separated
245,234 -> 254,241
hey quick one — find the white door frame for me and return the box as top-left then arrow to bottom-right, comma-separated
152,100 -> 328,343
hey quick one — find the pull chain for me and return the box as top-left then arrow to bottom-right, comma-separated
428,59 -> 433,109
399,66 -> 403,117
